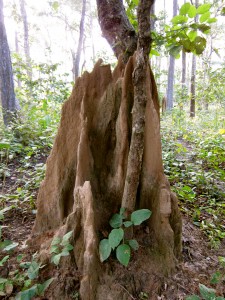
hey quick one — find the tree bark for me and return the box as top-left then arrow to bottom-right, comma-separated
0,0 -> 20,126
31,1 -> 182,299
190,53 -> 196,117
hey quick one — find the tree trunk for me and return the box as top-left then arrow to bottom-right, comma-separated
31,1 -> 182,299
190,53 -> 196,117
73,0 -> 86,80
190,0 -> 198,117
19,0 -> 32,80
0,0 -> 20,126
166,0 -> 177,110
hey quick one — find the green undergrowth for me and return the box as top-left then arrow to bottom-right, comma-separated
161,107 -> 225,248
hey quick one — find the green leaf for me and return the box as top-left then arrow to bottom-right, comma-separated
194,36 -> 206,54
0,278 -> 7,284
51,236 -> 61,246
131,209 -> 152,226
108,228 -> 124,250
171,15 -> 188,24
116,244 -> 131,267
221,7 -> 225,16
179,2 -> 191,15
188,5 -> 197,18
0,142 -> 10,149
197,4 -> 211,14
188,30 -> 197,42
51,253 -> 61,265
99,239 -> 111,262
123,221 -> 133,228
52,1 -> 59,11
36,278 -> 54,296
207,17 -> 217,24
169,45 -> 182,57
0,255 -> 9,267
218,256 -> 225,267
61,230 -> 73,246
15,285 -> 37,300
63,243 -> 73,252
109,214 -> 123,228
200,11 -> 210,23
197,24 -> 210,33
128,239 -> 139,251
186,296 -> 200,300
150,49 -> 160,56
27,261 -> 40,280
50,245 -> 59,254
210,271 -> 222,285
3,242 -> 18,251
199,284 -> 216,299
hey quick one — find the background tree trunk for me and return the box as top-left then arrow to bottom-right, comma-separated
73,0 -> 86,80
0,0 -> 20,126
31,1 -> 182,299
19,0 -> 32,79
166,0 -> 178,110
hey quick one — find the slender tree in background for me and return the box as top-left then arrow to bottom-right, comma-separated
73,0 -> 86,79
190,0 -> 199,117
19,0 -> 32,79
166,0 -> 178,110
181,0 -> 186,103
31,0 -> 181,299
0,0 -> 19,126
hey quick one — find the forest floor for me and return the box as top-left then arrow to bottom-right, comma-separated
0,148 -> 224,300
1,109 -> 225,299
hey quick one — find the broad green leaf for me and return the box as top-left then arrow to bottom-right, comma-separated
197,3 -> 211,14
169,45 -> 182,57
51,236 -> 61,246
109,213 -> 123,228
188,5 -> 197,18
200,12 -> 210,23
186,296 -> 200,300
210,271 -> 221,285
3,242 -> 18,251
188,30 -> 197,42
36,278 -> 54,296
63,243 -> 73,252
61,230 -> 73,245
108,228 -> 124,250
150,49 -> 160,56
27,261 -> 40,280
15,285 -> 37,300
116,244 -> 131,266
99,239 -> 111,262
179,2 -> 191,15
0,278 -> 7,284
50,245 -> 59,254
52,1 -> 59,11
171,15 -> 188,24
0,255 -> 9,267
221,7 -> 225,16
123,221 -> 133,228
197,24 -> 210,33
51,253 -> 61,265
199,284 -> 216,299
194,36 -> 206,54
60,250 -> 70,257
207,17 -> 217,24
131,209 -> 152,226
128,239 -> 139,251
218,256 -> 225,267
0,142 -> 10,149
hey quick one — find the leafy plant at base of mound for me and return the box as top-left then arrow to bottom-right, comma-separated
50,230 -> 74,265
0,208 -> 54,299
99,208 -> 152,266
186,283 -> 225,300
